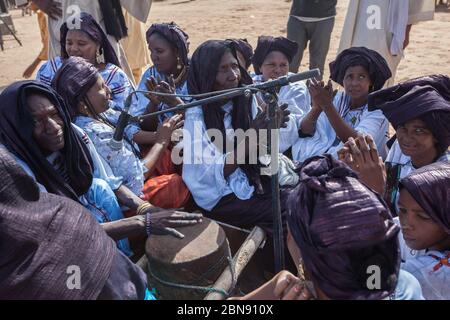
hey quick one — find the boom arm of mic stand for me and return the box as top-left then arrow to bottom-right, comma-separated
130,88 -> 254,124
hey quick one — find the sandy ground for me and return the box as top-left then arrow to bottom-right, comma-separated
0,0 -> 449,90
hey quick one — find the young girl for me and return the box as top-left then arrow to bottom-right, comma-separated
397,162 -> 450,300
292,47 -> 391,162
232,155 -> 424,300
53,57 -> 190,209
368,74 -> 450,214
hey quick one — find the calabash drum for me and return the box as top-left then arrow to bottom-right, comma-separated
145,218 -> 230,299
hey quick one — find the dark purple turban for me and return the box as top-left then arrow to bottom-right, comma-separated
400,161 -> 450,234
330,47 -> 392,91
60,12 -> 121,68
287,155 -> 400,300
252,36 -> 298,75
0,146 -> 117,299
227,38 -> 254,69
52,56 -> 99,118
368,74 -> 450,153
0,81 -> 93,202
146,22 -> 190,67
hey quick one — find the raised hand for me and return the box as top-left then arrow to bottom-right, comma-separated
144,76 -> 162,108
338,135 -> 386,195
156,114 -> 184,147
306,78 -> 336,111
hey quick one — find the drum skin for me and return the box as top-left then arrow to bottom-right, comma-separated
145,218 -> 230,299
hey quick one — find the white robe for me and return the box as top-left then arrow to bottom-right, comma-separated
338,0 -> 434,86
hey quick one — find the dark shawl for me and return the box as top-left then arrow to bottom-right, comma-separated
400,161 -> 450,234
227,38 -> 254,69
52,56 -> 99,118
368,74 -> 450,153
252,36 -> 298,75
98,0 -> 128,41
146,22 -> 190,67
286,155 -> 400,300
187,40 -> 265,194
0,81 -> 93,202
0,146 -> 116,299
330,47 -> 392,91
60,11 -> 121,68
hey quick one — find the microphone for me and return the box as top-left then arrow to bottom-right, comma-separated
129,68 -> 321,124
109,93 -> 134,151
248,68 -> 320,91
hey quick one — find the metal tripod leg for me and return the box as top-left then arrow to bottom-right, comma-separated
0,15 -> 22,47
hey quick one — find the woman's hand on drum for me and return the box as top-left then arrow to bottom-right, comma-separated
145,210 -> 203,239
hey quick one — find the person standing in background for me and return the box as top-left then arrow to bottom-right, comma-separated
338,0 -> 435,87
287,0 -> 337,79
22,2 -> 49,78
31,0 -> 152,85
121,9 -> 151,84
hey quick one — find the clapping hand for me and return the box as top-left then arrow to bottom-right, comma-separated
338,135 -> 386,195
306,78 -> 337,111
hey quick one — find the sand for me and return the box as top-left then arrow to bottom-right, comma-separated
0,0 -> 449,89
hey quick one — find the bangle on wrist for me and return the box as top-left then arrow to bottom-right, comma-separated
137,202 -> 152,215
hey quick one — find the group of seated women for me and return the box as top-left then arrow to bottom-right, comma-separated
0,12 -> 448,300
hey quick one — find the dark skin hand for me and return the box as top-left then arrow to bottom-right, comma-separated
304,78 -> 358,142
223,103 -> 290,178
101,211 -> 203,241
140,76 -> 184,131
337,135 -> 386,195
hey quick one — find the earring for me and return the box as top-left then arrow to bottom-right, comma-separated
176,57 -> 182,70
96,48 -> 105,64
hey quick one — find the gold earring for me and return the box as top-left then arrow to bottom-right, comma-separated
96,48 -> 105,64
176,57 -> 182,70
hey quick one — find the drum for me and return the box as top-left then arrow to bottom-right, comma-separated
145,217 -> 230,300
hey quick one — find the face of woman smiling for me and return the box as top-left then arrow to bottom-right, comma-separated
66,30 -> 99,65
396,118 -> 439,167
27,94 -> 65,155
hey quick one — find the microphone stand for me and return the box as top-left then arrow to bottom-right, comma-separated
263,89 -> 285,273
115,68 -> 320,272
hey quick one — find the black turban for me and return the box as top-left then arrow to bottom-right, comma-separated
252,36 -> 298,75
330,47 -> 392,91
368,74 -> 450,153
146,22 -> 190,67
287,155 -> 400,300
0,81 -> 93,201
227,38 -> 253,69
400,161 -> 450,234
52,56 -> 99,118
